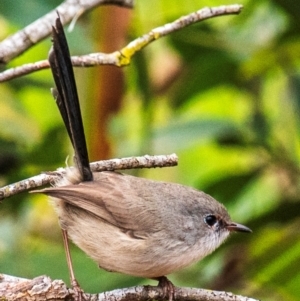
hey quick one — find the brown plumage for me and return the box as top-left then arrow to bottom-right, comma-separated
34,170 -> 250,278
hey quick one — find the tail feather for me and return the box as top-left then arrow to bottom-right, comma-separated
48,17 -> 93,182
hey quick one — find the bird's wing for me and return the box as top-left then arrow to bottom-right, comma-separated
34,172 -> 164,238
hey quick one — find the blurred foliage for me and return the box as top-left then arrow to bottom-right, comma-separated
1,0 -> 300,300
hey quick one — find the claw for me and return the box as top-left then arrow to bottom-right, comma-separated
156,276 -> 176,301
71,279 -> 85,301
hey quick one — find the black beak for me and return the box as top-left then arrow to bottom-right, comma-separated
226,222 -> 252,233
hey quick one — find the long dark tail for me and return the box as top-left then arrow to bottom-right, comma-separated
48,17 -> 93,182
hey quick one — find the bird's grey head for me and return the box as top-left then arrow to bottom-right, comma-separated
193,193 -> 251,257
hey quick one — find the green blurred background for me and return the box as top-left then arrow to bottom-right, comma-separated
1,0 -> 300,300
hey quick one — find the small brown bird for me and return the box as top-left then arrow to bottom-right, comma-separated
33,18 -> 251,301
40,169 -> 251,279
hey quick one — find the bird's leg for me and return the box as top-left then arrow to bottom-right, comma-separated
153,276 -> 176,301
62,229 -> 84,301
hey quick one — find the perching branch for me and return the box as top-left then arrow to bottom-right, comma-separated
0,4 -> 243,82
0,154 -> 178,200
0,274 -> 260,301
0,0 -> 134,64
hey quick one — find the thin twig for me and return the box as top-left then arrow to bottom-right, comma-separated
0,154 -> 178,200
0,4 -> 243,82
0,0 -> 134,64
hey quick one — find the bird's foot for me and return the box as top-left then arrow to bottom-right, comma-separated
71,279 -> 85,301
156,276 -> 176,301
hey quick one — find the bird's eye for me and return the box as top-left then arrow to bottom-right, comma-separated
205,215 -> 218,227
